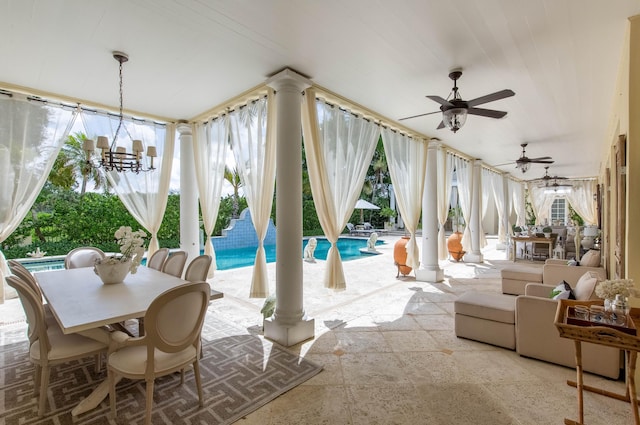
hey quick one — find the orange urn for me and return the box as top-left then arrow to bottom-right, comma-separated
447,231 -> 465,262
394,236 -> 413,277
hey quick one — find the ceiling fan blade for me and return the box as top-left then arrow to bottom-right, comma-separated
467,89 -> 515,107
531,159 -> 555,164
426,95 -> 454,107
398,110 -> 441,121
467,107 -> 508,119
436,120 -> 445,130
528,156 -> 553,161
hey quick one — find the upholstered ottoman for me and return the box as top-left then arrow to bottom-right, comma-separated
454,291 -> 516,349
501,266 -> 543,295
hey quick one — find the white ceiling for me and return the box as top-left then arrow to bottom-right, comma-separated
2,0 -> 639,181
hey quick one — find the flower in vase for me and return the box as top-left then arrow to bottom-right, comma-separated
97,226 -> 147,274
595,279 -> 635,300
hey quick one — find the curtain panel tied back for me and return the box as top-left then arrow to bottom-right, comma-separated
380,129 -> 427,270
229,91 -> 276,298
302,89 -> 380,291
0,96 -> 76,302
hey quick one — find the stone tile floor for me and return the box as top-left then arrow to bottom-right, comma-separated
1,235 -> 636,424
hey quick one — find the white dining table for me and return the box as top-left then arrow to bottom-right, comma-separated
34,265 -> 222,415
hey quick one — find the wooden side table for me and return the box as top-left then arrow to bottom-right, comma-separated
555,299 -> 640,424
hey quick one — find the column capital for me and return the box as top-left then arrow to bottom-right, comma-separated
176,121 -> 193,136
266,68 -> 312,92
428,140 -> 442,150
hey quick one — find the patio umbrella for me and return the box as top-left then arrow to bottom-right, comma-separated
354,199 -> 380,223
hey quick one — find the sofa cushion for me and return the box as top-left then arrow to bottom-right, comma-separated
574,271 -> 601,300
454,291 -> 516,324
580,250 -> 601,267
550,281 -> 575,300
501,267 -> 543,282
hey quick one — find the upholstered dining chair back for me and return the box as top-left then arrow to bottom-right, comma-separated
64,246 -> 106,269
6,276 -> 108,417
8,260 -> 43,299
161,251 -> 188,278
108,281 -> 210,425
147,248 -> 169,271
184,254 -> 212,282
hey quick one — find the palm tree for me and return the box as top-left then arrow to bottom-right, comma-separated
224,166 -> 242,218
62,132 -> 107,195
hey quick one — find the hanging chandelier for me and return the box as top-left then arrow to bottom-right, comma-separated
83,51 -> 156,173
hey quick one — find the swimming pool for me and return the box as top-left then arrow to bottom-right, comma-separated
19,237 -> 383,272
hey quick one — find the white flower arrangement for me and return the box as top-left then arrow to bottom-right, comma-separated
595,278 -> 635,300
98,226 -> 147,274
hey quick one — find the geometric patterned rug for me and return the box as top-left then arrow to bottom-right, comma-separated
0,315 -> 323,425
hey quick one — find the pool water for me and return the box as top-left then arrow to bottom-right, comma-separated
216,237 -> 382,270
20,237 -> 382,272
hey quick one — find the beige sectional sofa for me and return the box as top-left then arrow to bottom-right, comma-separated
456,263 -> 623,379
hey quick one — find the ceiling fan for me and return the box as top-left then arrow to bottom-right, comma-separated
543,179 -> 572,193
530,166 -> 568,184
498,143 -> 554,173
398,69 -> 515,133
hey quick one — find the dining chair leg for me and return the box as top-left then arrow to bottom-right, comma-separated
37,365 -> 49,416
193,360 -> 204,407
33,364 -> 41,396
145,379 -> 154,425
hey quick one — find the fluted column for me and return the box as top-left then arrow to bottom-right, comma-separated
176,123 -> 200,273
263,68 -> 315,346
416,141 -> 444,282
464,159 -> 484,263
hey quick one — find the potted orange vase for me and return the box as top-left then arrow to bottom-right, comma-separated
394,236 -> 413,277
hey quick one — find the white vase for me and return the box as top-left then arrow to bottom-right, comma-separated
94,259 -> 131,284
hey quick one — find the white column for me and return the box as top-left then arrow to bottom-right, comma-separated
416,141 -> 444,282
464,159 -> 484,263
263,69 -> 315,346
176,123 -> 200,272
496,174 -> 510,251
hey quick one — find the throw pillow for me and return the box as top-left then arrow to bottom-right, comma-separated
567,258 -> 578,266
574,271 -> 601,300
580,250 -> 601,267
550,281 -> 575,300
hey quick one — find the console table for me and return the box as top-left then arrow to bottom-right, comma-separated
555,299 -> 640,424
511,236 -> 553,262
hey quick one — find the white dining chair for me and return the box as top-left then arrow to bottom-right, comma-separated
184,254 -> 212,282
146,248 -> 169,271
161,251 -> 188,278
108,281 -> 210,425
64,246 -> 106,269
6,276 -> 110,417
8,261 -> 59,326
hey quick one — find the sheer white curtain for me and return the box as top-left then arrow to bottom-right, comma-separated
566,180 -> 597,225
527,183 -> 554,224
380,129 -> 427,270
0,95 -> 76,302
477,166 -> 488,248
81,112 -> 174,259
194,117 -> 229,277
302,90 -> 379,290
487,171 -> 507,244
453,156 -> 472,251
229,92 -> 276,298
510,180 -> 526,226
437,150 -> 453,260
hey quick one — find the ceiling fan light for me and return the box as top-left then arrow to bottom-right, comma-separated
442,107 -> 467,133
517,162 -> 530,173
